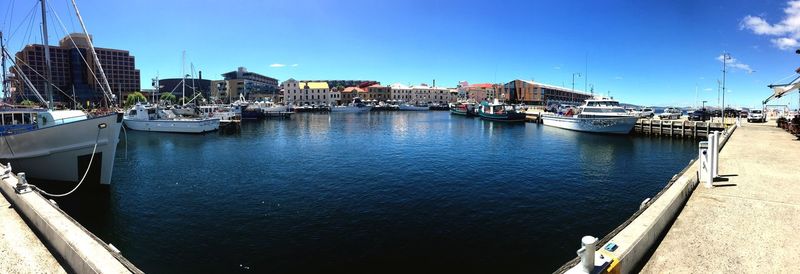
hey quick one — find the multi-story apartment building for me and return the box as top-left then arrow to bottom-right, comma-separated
11,33 -> 140,106
218,67 -> 279,102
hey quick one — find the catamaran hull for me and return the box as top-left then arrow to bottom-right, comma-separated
0,113 -> 123,185
123,118 -> 220,133
541,115 -> 638,134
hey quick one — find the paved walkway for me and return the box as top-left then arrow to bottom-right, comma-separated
641,122 -> 800,273
0,192 -> 65,273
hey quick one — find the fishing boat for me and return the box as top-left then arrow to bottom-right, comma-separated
0,2 -> 123,185
123,103 -> 220,133
331,97 -> 372,113
540,97 -> 639,134
449,101 -> 476,116
477,99 -> 526,122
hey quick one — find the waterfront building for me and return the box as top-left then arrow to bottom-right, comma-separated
219,67 -> 279,102
318,80 -> 379,90
364,84 -> 391,102
389,83 -> 413,102
282,79 -> 335,106
340,86 -> 365,104
460,83 -> 498,102
411,84 -> 432,104
498,79 -> 592,105
11,33 -> 140,106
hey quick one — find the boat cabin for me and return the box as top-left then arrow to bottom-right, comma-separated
0,109 -> 88,135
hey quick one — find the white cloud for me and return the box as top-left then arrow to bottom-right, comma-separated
772,37 -> 800,50
269,63 -> 286,68
614,76 -> 623,80
553,66 -> 561,70
716,54 -> 754,74
740,1 -> 800,50
704,88 -> 713,91
291,64 -> 299,67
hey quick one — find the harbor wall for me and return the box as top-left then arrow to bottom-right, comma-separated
0,167 -> 142,274
555,124 -> 737,274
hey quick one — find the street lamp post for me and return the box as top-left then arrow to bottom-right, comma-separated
722,52 -> 729,125
702,100 -> 707,110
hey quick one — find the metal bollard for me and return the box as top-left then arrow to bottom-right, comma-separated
576,236 -> 597,273
15,172 -> 32,194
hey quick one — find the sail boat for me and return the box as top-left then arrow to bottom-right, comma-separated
0,0 -> 123,185
122,52 -> 220,133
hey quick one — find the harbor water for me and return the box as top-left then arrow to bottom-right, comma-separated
53,111 -> 697,273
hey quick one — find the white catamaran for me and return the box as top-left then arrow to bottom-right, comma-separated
0,0 -> 123,185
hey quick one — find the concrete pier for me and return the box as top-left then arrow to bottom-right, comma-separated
640,122 -> 800,273
0,165 -> 141,273
0,190 -> 66,273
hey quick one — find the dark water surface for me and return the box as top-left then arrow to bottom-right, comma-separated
54,112 -> 697,273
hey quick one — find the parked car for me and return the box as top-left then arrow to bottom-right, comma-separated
739,108 -> 750,118
747,109 -> 765,123
640,107 -> 655,118
712,109 -> 722,117
724,108 -> 739,118
658,107 -> 682,120
688,109 -> 711,121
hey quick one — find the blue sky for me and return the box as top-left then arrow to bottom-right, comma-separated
2,0 -> 800,107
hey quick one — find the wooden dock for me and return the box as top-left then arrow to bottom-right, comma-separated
634,119 -> 727,138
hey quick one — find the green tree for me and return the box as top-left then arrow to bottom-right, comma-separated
125,91 -> 147,106
160,92 -> 177,104
20,99 -> 38,107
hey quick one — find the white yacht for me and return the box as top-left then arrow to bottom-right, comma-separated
124,103 -> 220,133
331,97 -> 372,113
541,98 -> 639,134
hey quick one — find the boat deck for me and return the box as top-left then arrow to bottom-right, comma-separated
0,190 -> 65,273
641,122 -> 800,273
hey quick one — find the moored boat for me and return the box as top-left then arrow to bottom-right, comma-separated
477,99 -> 526,122
449,102 -> 476,116
541,97 -> 638,134
331,97 -> 372,113
124,103 -> 220,133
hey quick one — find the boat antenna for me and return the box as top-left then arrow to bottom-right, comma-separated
69,0 -> 116,107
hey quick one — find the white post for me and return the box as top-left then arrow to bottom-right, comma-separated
577,236 -> 596,273
712,131 -> 720,179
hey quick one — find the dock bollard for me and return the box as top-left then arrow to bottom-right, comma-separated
576,236 -> 597,273
15,172 -> 32,194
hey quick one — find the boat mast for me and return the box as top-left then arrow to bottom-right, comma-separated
69,0 -> 116,107
1,31 -> 7,102
182,50 -> 186,105
40,0 -> 54,109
